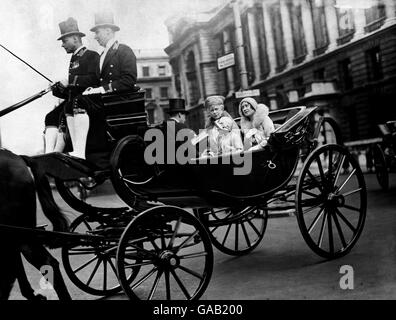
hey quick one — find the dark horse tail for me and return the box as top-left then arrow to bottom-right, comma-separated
21,156 -> 69,233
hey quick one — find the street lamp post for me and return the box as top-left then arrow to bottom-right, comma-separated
231,0 -> 249,90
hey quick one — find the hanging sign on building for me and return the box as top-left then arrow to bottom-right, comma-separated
235,89 -> 260,99
217,52 -> 235,71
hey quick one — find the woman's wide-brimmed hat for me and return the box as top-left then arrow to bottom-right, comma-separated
90,12 -> 120,32
57,17 -> 86,41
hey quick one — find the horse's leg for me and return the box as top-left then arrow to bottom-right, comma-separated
20,243 -> 72,300
0,246 -> 18,300
16,253 -> 47,300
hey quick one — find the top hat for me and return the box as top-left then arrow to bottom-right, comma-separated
57,17 -> 86,41
166,98 -> 189,114
90,12 -> 120,32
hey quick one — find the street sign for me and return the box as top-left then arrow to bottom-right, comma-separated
235,89 -> 260,99
217,53 -> 235,71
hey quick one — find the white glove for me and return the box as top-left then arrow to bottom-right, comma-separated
245,128 -> 258,139
82,87 -> 105,95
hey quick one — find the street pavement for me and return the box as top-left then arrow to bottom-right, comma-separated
8,172 -> 396,300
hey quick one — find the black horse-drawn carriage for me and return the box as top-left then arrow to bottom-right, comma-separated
0,87 -> 366,300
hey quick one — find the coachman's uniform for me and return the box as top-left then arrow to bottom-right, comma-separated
45,47 -> 100,150
72,40 -> 137,166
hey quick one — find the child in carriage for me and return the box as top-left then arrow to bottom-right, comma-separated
239,98 -> 275,151
215,116 -> 244,156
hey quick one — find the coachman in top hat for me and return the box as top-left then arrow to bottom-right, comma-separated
66,12 -> 138,166
44,17 -> 100,154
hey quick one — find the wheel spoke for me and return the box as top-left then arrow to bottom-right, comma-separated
221,224 -> 232,246
165,270 -> 171,300
85,258 -> 102,286
234,223 -> 239,251
331,209 -> 347,248
103,260 -> 107,291
147,270 -> 163,300
124,261 -> 153,268
177,264 -> 204,280
336,169 -> 357,193
327,209 -> 334,254
131,267 -> 158,290
179,251 -> 208,260
307,170 -> 323,192
302,189 -> 319,198
246,218 -> 262,238
333,154 -> 346,186
317,210 -> 328,248
240,222 -> 251,248
176,230 -> 200,253
68,248 -> 97,255
107,257 -> 118,277
308,206 -> 325,234
341,188 -> 362,198
316,156 -> 326,185
168,217 -> 182,249
303,202 -> 324,215
335,208 -> 357,233
170,269 -> 191,300
73,255 -> 99,274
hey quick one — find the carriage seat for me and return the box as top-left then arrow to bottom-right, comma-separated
101,88 -> 148,143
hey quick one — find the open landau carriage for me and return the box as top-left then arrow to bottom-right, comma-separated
0,87 -> 366,300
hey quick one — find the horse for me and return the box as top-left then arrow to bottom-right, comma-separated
0,148 -> 71,300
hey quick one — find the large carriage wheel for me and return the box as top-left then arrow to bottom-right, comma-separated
116,206 -> 213,300
110,135 -> 157,208
197,207 -> 268,256
371,143 -> 389,190
62,215 -> 137,296
317,117 -> 343,147
296,144 -> 366,259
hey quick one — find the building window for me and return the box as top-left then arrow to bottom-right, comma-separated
158,65 -> 166,76
338,58 -> 353,90
366,47 -> 383,81
145,88 -> 152,99
293,77 -> 305,98
185,50 -> 201,105
313,68 -> 326,80
287,1 -> 307,63
269,1 -> 288,71
309,0 -> 329,54
365,0 -> 386,32
170,58 -> 182,97
241,12 -> 255,84
142,66 -> 150,77
254,4 -> 270,79
160,87 -> 169,98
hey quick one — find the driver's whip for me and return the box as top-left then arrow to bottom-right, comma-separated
0,43 -> 53,83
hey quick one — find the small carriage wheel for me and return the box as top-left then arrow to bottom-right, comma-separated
296,144 -> 366,259
110,135 -> 156,208
197,207 -> 268,256
371,143 -> 389,190
62,215 -> 138,296
116,206 -> 213,300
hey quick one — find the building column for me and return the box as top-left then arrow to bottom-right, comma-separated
324,0 -> 340,51
384,0 -> 396,27
223,29 -> 236,97
247,9 -> 262,85
301,0 -> 316,60
352,8 -> 366,39
193,41 -> 205,104
280,0 -> 295,68
262,2 -> 277,77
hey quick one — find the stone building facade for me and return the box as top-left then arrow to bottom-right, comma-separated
165,0 -> 396,141
136,49 -> 173,124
